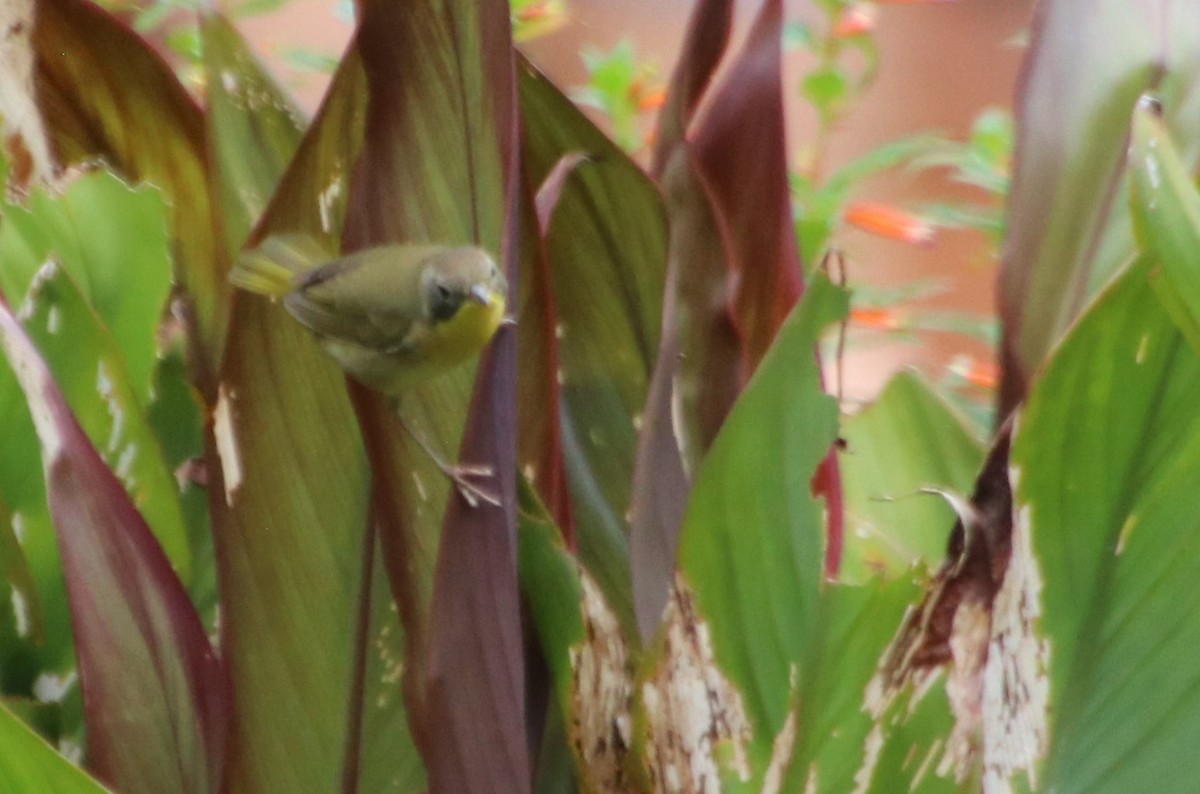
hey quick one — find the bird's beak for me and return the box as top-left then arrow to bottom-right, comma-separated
468,284 -> 494,306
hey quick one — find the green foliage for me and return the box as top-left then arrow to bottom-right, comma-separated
5,0 -> 1200,792
839,370 -> 985,582
573,39 -> 661,154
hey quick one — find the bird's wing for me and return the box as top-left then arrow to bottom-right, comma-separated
283,246 -> 434,350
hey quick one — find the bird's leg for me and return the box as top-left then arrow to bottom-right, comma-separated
396,415 -> 501,508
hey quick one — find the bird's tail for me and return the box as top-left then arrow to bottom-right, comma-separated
230,234 -> 331,298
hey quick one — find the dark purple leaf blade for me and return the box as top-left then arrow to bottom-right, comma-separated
632,0 -> 830,638
0,295 -> 228,793
692,0 -> 803,372
340,1 -> 528,789
421,340 -> 526,793
518,178 -> 573,536
628,0 -> 736,642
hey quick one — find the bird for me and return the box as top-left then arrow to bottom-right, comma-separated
230,234 -> 509,506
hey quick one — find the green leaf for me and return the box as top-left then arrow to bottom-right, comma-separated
0,496 -> 47,690
1007,261 -> 1200,791
208,48 -> 372,793
518,481 -> 585,713
0,171 -> 173,404
677,273 -> 845,776
839,371 -> 985,582
777,579 -> 920,792
1128,100 -> 1200,352
520,63 -> 668,636
0,699 -> 108,793
802,65 -> 847,121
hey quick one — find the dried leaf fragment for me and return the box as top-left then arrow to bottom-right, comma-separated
640,577 -> 752,793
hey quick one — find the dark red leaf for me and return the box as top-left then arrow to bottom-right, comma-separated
692,0 -> 803,372
0,290 -> 227,793
33,0 -> 229,391
341,0 -> 528,790
628,0 -> 736,644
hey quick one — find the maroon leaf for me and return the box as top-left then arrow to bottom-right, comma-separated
692,0 -> 803,372
629,0 -> 735,644
340,0 -> 528,789
997,1 -> 1200,414
520,177 -> 574,536
534,152 -> 591,232
648,0 -> 735,182
630,0 -> 835,635
33,0 -> 229,390
0,291 -> 227,793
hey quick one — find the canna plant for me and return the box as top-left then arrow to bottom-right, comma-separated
2,0 -> 1200,792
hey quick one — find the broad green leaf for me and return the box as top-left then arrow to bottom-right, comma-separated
0,169 -> 183,708
857,676 -> 961,793
148,345 -> 217,621
840,371 -> 985,582
34,0 -> 230,386
0,699 -> 108,794
0,292 -> 228,794
776,579 -> 919,792
1007,262 -> 1200,791
350,536 -> 425,794
676,273 -> 845,778
517,482 -> 585,715
0,171 -> 173,404
208,45 -> 372,793
1128,101 -> 1200,352
520,62 -> 668,637
997,0 -> 1200,412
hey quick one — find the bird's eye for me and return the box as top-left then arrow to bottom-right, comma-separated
429,281 -> 463,322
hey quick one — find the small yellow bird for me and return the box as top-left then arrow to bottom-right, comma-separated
230,235 -> 508,393
230,234 -> 509,504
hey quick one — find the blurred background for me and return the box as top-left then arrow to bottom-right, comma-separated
234,0 -> 1034,416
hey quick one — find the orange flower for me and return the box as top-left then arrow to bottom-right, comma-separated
515,0 -> 556,20
833,4 -> 876,38
628,79 -> 667,113
850,306 -> 905,330
949,356 -> 999,389
635,86 -> 667,112
513,0 -> 566,41
844,201 -> 935,245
